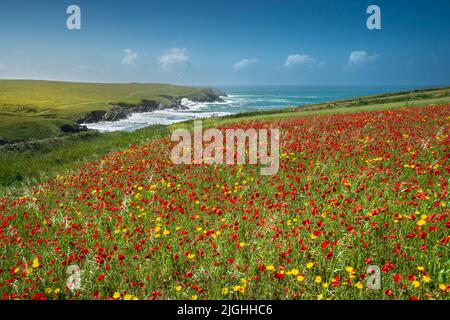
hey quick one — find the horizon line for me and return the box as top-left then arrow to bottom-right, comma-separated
0,78 -> 448,89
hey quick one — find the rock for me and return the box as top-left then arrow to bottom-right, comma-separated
0,139 -> 11,145
60,123 -> 89,133
77,110 -> 108,123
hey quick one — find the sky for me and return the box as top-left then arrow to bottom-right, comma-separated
0,0 -> 449,86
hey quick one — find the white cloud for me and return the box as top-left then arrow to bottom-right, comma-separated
284,54 -> 324,68
122,49 -> 138,65
158,48 -> 190,70
347,51 -> 379,67
233,58 -> 259,71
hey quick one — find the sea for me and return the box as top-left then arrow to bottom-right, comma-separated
84,85 -> 427,132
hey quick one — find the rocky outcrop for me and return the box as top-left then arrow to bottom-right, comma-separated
190,88 -> 227,103
77,90 -> 226,124
76,99 -> 184,124
0,139 -> 14,146
59,123 -> 88,133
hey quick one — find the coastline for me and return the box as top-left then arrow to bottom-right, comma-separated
77,93 -> 227,124
0,81 -> 227,145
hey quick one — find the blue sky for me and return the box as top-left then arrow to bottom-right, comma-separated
0,0 -> 449,85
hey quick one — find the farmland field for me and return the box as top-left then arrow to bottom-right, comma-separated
0,103 -> 448,300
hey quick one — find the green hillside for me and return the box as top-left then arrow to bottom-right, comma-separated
0,80 -> 221,143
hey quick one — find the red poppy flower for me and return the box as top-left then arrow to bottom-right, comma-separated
320,240 -> 329,249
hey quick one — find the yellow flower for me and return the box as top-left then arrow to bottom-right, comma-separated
422,275 -> 431,283
315,276 -> 322,284
13,267 -> 20,274
54,288 -> 60,294
345,266 -> 355,274
240,278 -> 247,285
417,266 -> 424,272
191,295 -> 198,300
45,288 -> 52,294
163,230 -> 170,236
123,294 -> 132,300
416,219 -> 426,226
239,242 -> 245,248
32,258 -> 39,268
222,288 -> 229,295
233,285 -> 240,292
322,283 -> 329,289
175,285 -> 183,292
355,282 -> 363,289
317,294 -> 324,300
439,284 -> 447,291
412,280 -> 420,288
297,275 -> 305,282
113,292 -> 121,299
267,265 -> 275,271
306,262 -> 315,269
290,269 -> 299,276
187,253 -> 195,259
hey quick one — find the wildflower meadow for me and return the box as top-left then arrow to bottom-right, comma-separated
0,105 -> 449,300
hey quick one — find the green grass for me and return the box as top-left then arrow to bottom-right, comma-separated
0,80 -> 221,143
0,80 -> 217,114
0,113 -> 75,142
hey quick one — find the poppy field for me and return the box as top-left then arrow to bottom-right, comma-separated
0,105 -> 449,300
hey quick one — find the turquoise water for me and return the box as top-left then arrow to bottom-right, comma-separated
212,85 -> 424,113
86,85 -> 427,132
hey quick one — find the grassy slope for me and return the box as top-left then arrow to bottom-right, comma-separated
0,86 -> 449,191
0,80 -> 217,142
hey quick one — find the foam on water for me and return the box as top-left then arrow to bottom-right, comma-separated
85,107 -> 232,132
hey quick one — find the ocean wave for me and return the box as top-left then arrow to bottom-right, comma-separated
180,97 -> 229,111
85,109 -> 233,132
